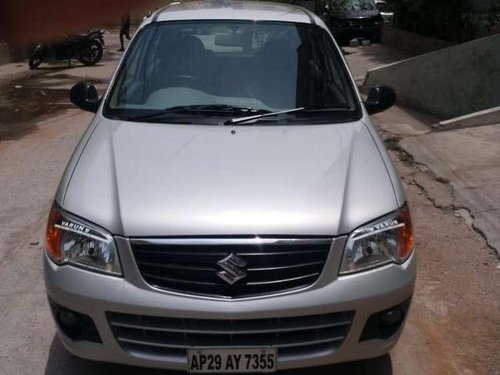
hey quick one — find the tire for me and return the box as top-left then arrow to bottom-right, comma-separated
78,40 -> 103,66
28,52 -> 44,69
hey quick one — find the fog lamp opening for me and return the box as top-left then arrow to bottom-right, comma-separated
360,297 -> 412,342
48,298 -> 102,343
56,310 -> 84,340
381,307 -> 403,327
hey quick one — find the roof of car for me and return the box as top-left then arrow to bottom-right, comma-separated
152,1 -> 321,25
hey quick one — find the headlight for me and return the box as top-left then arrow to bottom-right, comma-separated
45,205 -> 122,276
340,204 -> 414,275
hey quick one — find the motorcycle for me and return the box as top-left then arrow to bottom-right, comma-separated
87,29 -> 106,47
28,30 -> 105,70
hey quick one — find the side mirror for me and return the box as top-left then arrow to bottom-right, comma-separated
365,85 -> 396,115
70,82 -> 99,113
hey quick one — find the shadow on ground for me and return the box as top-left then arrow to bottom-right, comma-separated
44,335 -> 392,375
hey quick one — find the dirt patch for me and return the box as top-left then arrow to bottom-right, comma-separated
0,84 -> 71,140
0,30 -> 119,141
0,70 -> 107,141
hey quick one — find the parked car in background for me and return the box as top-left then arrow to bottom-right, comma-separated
323,0 -> 384,45
376,0 -> 394,24
45,1 -> 415,373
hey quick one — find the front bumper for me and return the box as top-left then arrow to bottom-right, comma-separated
44,236 -> 416,371
333,25 -> 382,42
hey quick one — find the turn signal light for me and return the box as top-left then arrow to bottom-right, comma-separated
398,205 -> 415,262
45,206 -> 64,262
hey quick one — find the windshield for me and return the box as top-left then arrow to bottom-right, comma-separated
104,20 -> 361,124
376,1 -> 392,12
344,0 -> 377,11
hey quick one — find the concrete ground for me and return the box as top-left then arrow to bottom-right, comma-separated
400,126 -> 500,255
343,44 -> 411,86
0,35 -> 499,375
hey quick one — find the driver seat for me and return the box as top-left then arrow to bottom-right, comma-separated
157,36 -> 211,89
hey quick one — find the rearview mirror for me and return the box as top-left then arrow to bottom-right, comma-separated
70,82 -> 99,113
365,85 -> 396,115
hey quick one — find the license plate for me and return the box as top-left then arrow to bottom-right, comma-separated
188,348 -> 277,373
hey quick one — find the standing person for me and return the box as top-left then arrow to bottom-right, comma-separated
118,12 -> 131,52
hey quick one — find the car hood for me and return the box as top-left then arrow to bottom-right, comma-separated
62,120 -> 398,237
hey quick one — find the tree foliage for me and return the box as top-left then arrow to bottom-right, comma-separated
321,0 -> 350,12
388,0 -> 499,42
263,0 -> 499,42
270,0 -> 350,13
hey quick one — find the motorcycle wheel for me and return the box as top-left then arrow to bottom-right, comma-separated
78,40 -> 103,66
28,53 -> 44,69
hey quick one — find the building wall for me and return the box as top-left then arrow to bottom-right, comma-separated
0,43 -> 10,65
131,0 -> 172,23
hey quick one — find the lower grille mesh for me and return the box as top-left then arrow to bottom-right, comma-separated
107,311 -> 355,360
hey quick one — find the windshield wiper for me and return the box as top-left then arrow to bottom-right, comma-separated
225,106 -> 353,125
225,107 -> 306,125
126,105 -> 269,122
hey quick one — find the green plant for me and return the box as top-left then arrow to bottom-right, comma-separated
390,0 -> 499,42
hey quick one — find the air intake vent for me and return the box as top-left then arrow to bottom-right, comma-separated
107,311 -> 355,360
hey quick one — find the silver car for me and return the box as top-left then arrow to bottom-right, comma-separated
44,1 -> 415,373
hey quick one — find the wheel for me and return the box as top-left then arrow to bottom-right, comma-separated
28,53 -> 44,69
78,40 -> 103,66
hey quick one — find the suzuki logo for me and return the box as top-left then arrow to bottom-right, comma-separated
217,253 -> 247,285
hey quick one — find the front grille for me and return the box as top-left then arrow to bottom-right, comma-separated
107,311 -> 355,360
350,18 -> 373,26
130,238 -> 332,299
337,18 -> 376,28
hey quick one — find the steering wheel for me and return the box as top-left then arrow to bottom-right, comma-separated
173,74 -> 198,82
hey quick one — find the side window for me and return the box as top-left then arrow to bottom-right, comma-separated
142,32 -> 163,98
296,28 -> 354,109
319,32 -> 354,108
109,26 -> 158,107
